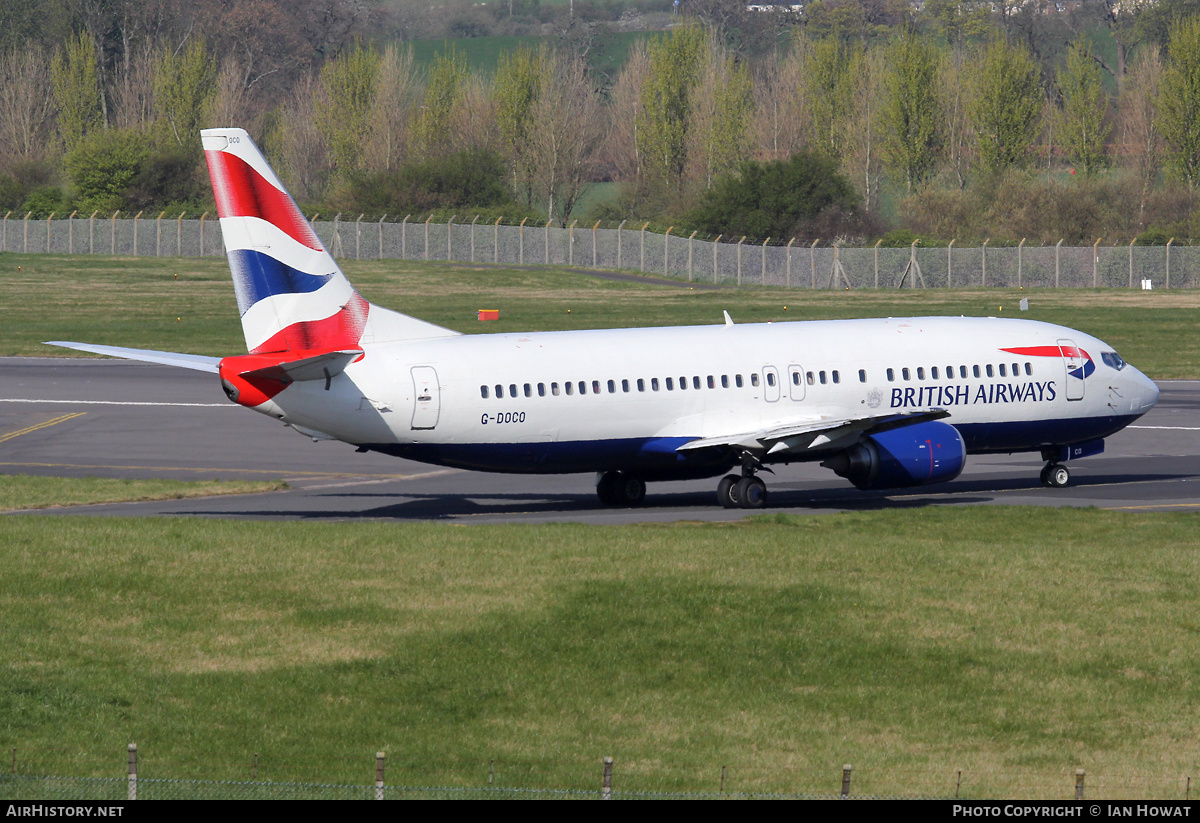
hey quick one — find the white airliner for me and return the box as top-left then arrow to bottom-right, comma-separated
48,128 -> 1160,508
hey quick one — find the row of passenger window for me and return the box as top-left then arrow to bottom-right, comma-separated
886,362 -> 1033,382
483,373 -> 748,399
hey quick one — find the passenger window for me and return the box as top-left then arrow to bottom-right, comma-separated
973,365 -> 981,378
551,382 -> 560,396
986,365 -> 994,377
607,380 -> 615,393
832,371 -> 840,384
1013,363 -> 1020,375
509,384 -> 517,398
579,381 -> 588,395
766,372 -> 776,387
651,378 -> 660,391
524,383 -> 531,397
960,366 -> 967,378
592,380 -> 600,394
538,383 -> 546,397
902,368 -> 911,381
735,374 -> 743,388
565,382 -> 574,396
931,367 -> 939,379
666,377 -> 674,390
806,371 -> 814,385
721,375 -> 729,388
1025,363 -> 1032,375
495,384 -> 504,398
858,369 -> 866,383
887,368 -> 895,382
917,367 -> 925,380
819,371 -> 826,384
622,379 -> 629,392
751,374 -> 760,387
637,378 -> 645,392
481,386 -> 489,399
678,376 -> 686,390
999,364 -> 1007,377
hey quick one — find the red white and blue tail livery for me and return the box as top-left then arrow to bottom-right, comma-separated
46,127 -> 1160,508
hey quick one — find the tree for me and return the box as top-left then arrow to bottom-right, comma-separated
636,25 -> 706,191
417,47 -> 469,159
968,39 -> 1042,178
494,45 -> 544,206
1058,35 -> 1110,177
803,38 -> 860,161
155,37 -> 215,148
65,127 -> 152,213
318,43 -> 379,175
685,152 -> 861,240
51,30 -> 102,152
881,32 -> 943,192
362,44 -> 418,173
0,46 -> 55,161
1157,16 -> 1200,188
1117,45 -> 1164,226
687,41 -> 753,189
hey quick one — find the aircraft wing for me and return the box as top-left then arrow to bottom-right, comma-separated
45,341 -> 221,372
677,409 -> 952,457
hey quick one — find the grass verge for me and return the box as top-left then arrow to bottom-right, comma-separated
3,508 -> 1199,798
4,254 -> 1197,378
0,475 -> 287,511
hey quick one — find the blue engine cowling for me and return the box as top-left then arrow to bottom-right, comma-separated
821,421 -> 966,490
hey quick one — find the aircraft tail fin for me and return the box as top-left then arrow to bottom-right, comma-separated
201,128 -> 458,355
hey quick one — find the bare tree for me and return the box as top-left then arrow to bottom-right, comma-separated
750,36 -> 810,162
274,74 -> 331,202
362,43 -> 418,172
1117,44 -> 1164,225
0,46 -> 55,161
528,50 -> 604,223
601,41 -> 648,183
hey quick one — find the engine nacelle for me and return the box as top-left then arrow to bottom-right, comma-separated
821,421 -> 966,490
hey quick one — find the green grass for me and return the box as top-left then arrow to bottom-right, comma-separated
0,475 -> 287,511
2,508 -> 1199,798
5,253 -> 1198,378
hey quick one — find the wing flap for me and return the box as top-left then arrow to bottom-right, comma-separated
678,409 -> 952,456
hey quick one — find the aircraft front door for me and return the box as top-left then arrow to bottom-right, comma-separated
1058,339 -> 1085,401
411,366 -> 441,429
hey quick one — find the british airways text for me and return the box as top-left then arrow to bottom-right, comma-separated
891,381 -> 1057,408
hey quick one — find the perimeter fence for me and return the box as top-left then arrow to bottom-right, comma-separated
3,211 -> 1198,290
2,749 -> 1196,801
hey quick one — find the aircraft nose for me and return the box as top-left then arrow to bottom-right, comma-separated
1136,370 -> 1159,412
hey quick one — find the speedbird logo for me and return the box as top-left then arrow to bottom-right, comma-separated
1001,345 -> 1095,380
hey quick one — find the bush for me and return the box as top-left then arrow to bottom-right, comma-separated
64,128 -> 152,213
21,187 -> 68,217
339,149 -> 517,215
683,153 -> 863,241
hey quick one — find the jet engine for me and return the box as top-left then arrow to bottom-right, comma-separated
821,420 -> 966,490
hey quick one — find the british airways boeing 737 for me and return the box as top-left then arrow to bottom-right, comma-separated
47,128 -> 1160,509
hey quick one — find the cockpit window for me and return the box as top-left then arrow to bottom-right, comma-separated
1101,351 -> 1126,371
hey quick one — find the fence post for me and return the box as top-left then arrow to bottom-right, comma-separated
90,211 -> 97,254
375,752 -> 386,800
200,212 -> 208,256
948,239 -> 954,287
356,213 -> 364,260
24,211 -> 31,253
2,211 -> 8,252
46,212 -> 55,253
810,239 -> 819,288
1018,238 -> 1025,288
447,215 -> 455,261
69,211 -> 77,253
841,763 -> 852,798
1075,768 -> 1085,800
602,756 -> 613,800
874,238 -> 882,289
761,237 -> 770,284
617,219 -> 626,269
786,238 -> 794,287
569,219 -> 577,266
688,231 -> 698,281
1166,237 -> 1173,289
545,220 -> 550,265
713,234 -> 722,283
519,217 -> 527,265
981,238 -> 988,287
111,211 -> 119,255
127,744 -> 137,801
664,226 -> 672,275
133,211 -> 143,256
1128,237 -> 1135,288
379,214 -> 387,260
176,212 -> 185,256
640,222 -> 648,272
402,214 -> 409,258
156,211 -> 165,257
493,216 -> 501,264
736,236 -> 746,285
1092,237 -> 1101,287
1055,239 -> 1062,288
423,214 -> 430,261
593,220 -> 600,268
470,215 -> 477,263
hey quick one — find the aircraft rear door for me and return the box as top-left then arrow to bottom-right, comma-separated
411,366 -> 441,429
1058,339 -> 1085,401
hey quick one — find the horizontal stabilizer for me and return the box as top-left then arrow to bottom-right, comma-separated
45,342 -> 220,372
235,349 -> 363,385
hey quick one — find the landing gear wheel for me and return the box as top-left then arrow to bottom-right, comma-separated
597,471 -> 646,506
717,474 -> 740,508
1041,463 -> 1070,488
734,476 -> 767,509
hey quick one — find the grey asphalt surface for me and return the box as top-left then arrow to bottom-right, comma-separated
3,356 -> 1198,522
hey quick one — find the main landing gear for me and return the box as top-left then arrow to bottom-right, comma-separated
596,471 -> 646,506
1040,462 -> 1070,488
717,453 -> 769,509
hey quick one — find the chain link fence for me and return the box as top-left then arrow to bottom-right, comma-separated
4,212 -> 1197,289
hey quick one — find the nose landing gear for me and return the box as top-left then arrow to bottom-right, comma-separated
1040,462 -> 1070,488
